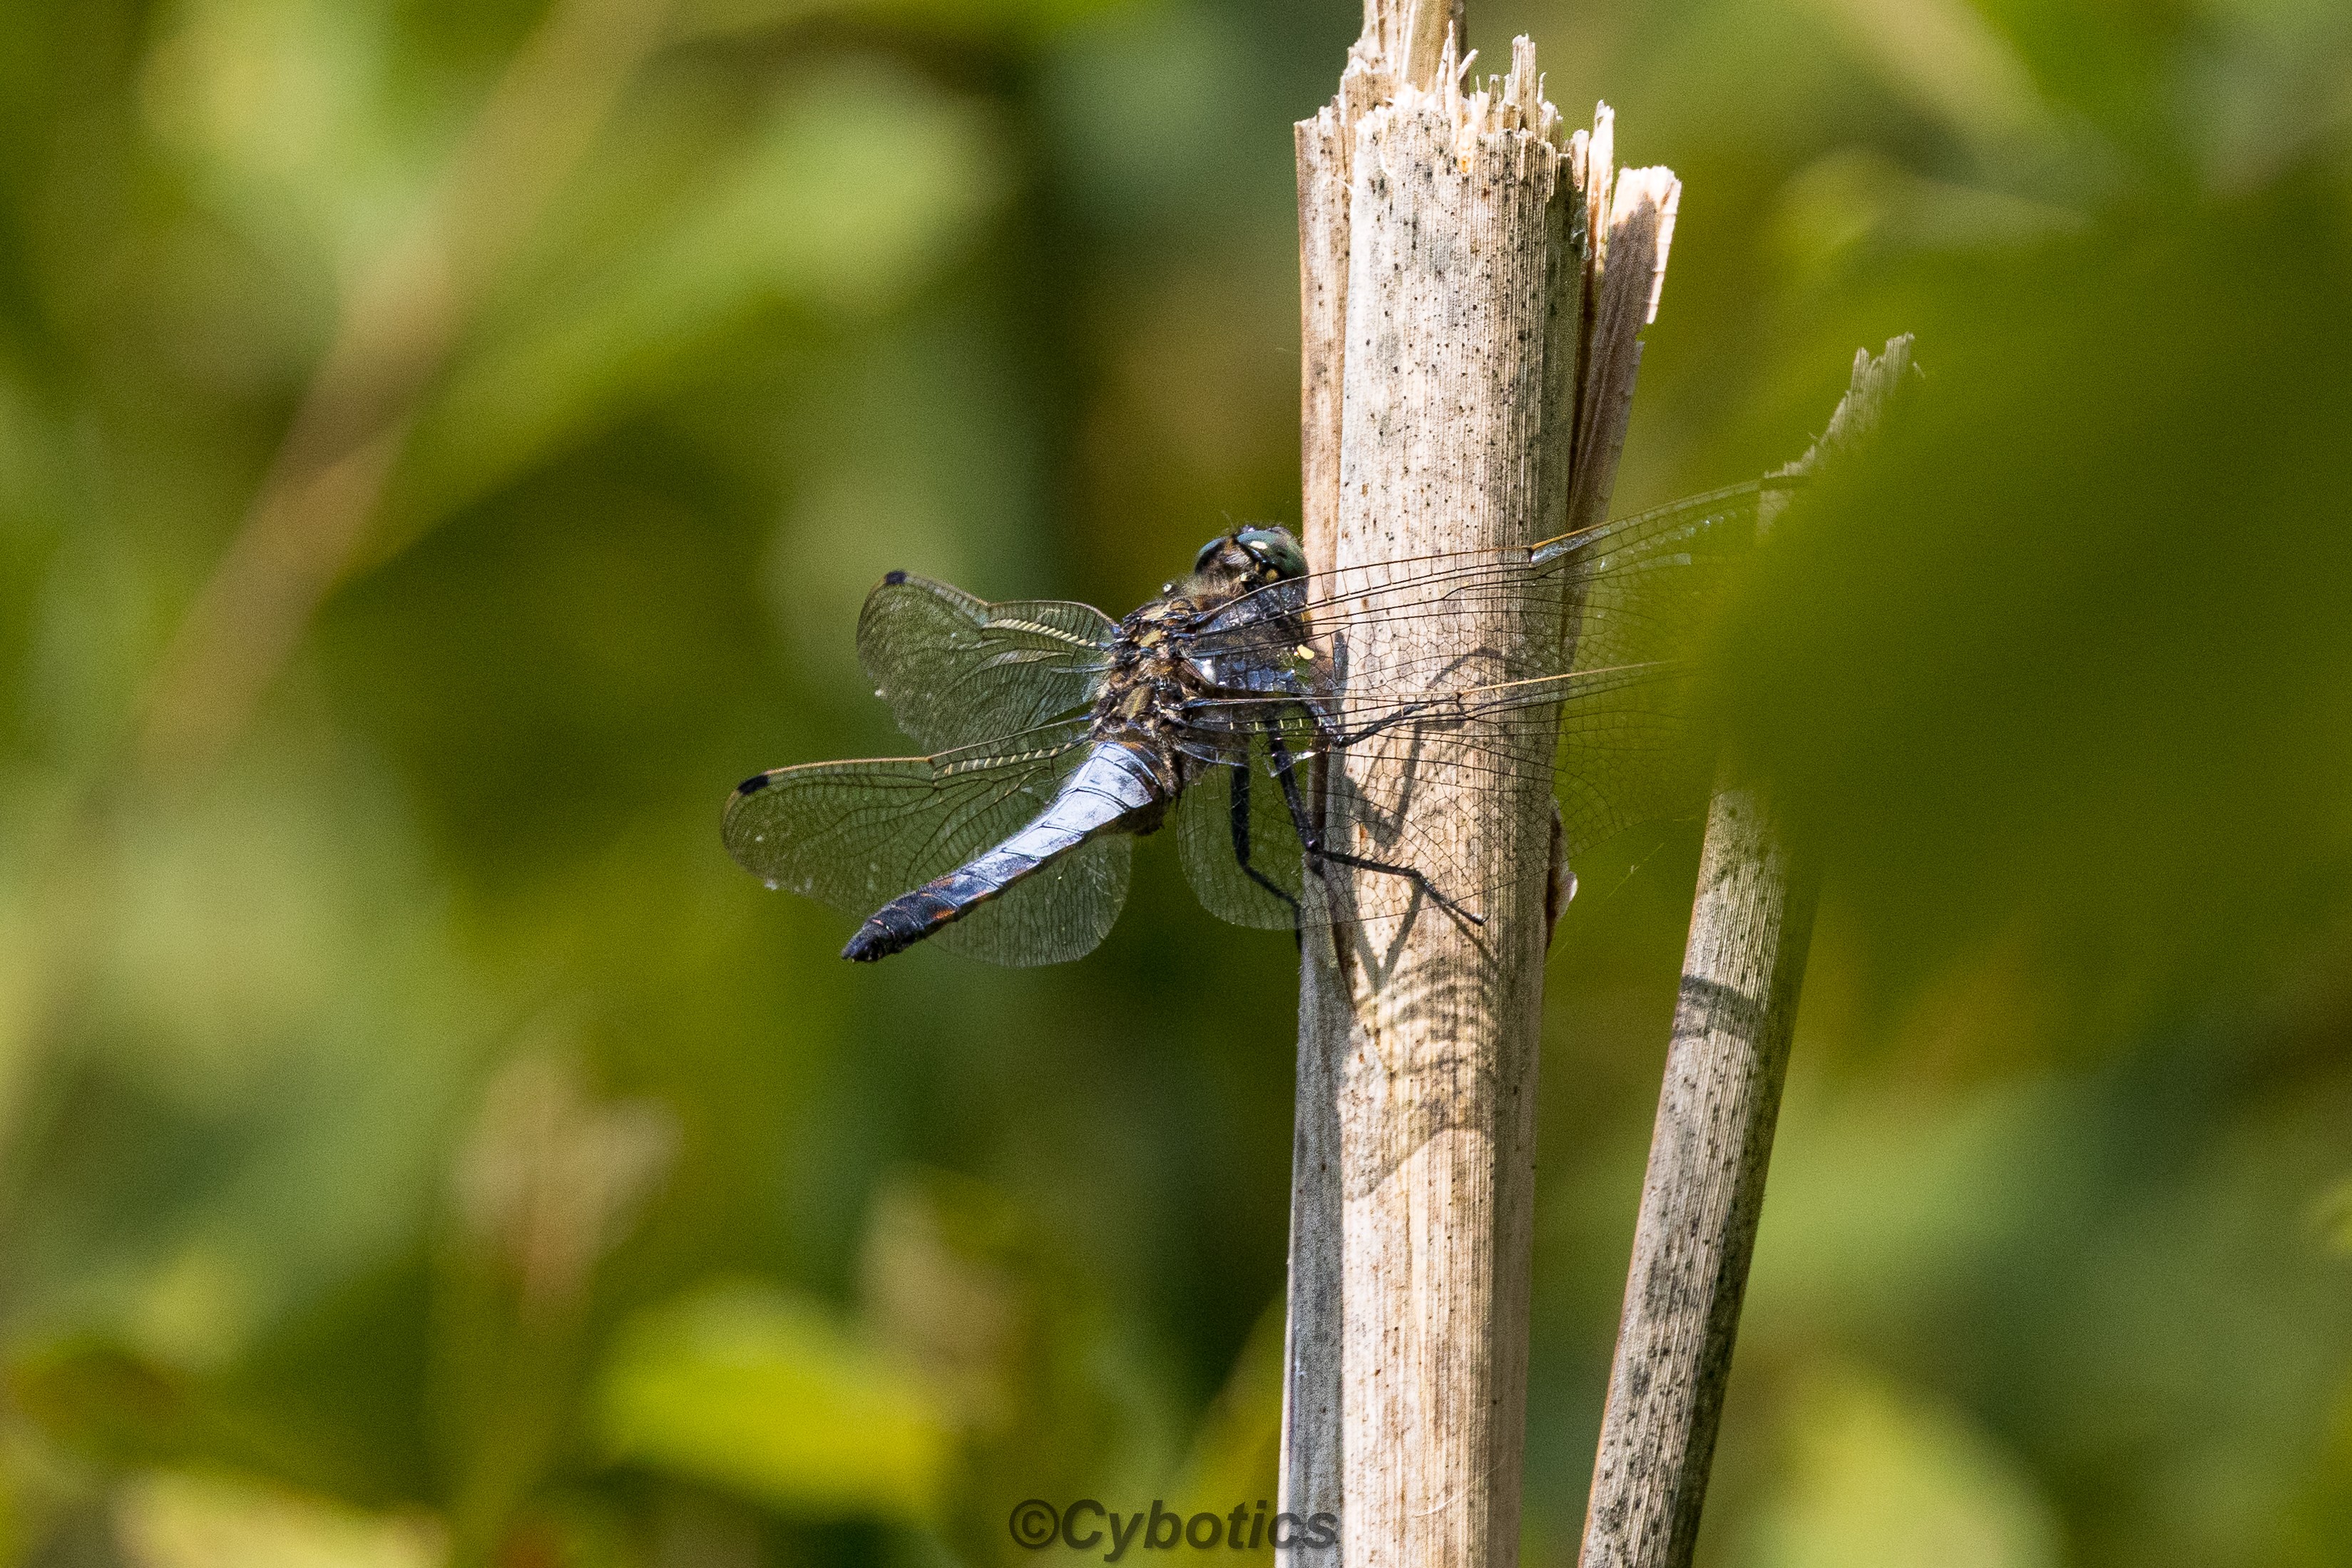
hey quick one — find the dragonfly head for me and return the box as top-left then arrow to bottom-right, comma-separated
1192,526 -> 1307,588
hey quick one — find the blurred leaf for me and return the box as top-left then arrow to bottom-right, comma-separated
1163,1294 -> 1281,1529
1801,0 -> 2077,177
436,1050 -> 678,1561
114,1468 -> 444,1568
2311,1175 -> 2352,1256
140,0 -> 452,282
595,1280 -> 952,1522
1718,174 -> 2352,1036
854,1169 -> 1185,1564
1742,1363 -> 2062,1568
10,1331 -> 424,1509
12,1339 -> 199,1472
387,56 -> 1010,546
1772,148 -> 2085,286
680,0 -> 1128,43
451,1049 -> 676,1313
2280,1376 -> 2352,1566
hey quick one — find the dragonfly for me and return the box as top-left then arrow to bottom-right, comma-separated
723,481 -> 1788,965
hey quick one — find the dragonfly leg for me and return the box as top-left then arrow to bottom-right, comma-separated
1266,724 -> 1485,928
1326,698 -> 1434,748
1316,650 -> 1491,749
1227,761 -> 1301,925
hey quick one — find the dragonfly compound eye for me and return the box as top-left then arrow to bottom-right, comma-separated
1234,526 -> 1306,580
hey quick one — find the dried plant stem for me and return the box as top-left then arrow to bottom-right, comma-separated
1281,8 -> 1679,1560
1578,337 -> 1918,1568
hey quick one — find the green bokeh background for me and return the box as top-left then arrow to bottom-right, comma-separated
1,0 -> 2348,1564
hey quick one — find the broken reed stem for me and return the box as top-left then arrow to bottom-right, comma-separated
1578,337 -> 1919,1568
1282,9 -> 1679,1561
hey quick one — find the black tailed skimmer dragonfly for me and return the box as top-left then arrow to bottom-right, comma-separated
724,481 -> 1784,965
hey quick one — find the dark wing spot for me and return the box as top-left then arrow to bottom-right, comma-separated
883,569 -> 907,585
737,773 -> 772,794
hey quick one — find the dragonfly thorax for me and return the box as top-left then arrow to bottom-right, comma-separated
1085,599 -> 1221,794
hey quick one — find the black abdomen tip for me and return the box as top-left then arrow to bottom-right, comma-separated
841,889 -> 957,962
842,921 -> 908,962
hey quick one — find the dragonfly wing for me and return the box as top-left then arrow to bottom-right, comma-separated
723,720 -> 1130,966
932,835 -> 1130,966
1314,661 -> 1709,866
1171,483 -> 1763,896
1549,664 -> 1710,864
1168,693 -> 1535,931
1180,658 -> 1707,925
1532,478 -> 1773,569
1174,727 -> 1309,931
1182,481 -> 1766,683
1543,481 -> 1763,692
857,574 -> 1118,752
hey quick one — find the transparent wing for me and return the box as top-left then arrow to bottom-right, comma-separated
935,836 -> 1129,966
1312,660 -> 1708,868
1165,483 -> 1767,928
1180,481 -> 1768,698
1165,694 -> 1534,931
1174,729 -> 1308,930
722,719 -> 1130,966
857,573 -> 1118,752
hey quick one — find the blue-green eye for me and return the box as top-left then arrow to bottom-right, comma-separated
1192,537 -> 1224,573
1236,527 -> 1307,580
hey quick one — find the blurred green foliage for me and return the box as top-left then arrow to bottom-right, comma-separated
0,0 -> 2346,1564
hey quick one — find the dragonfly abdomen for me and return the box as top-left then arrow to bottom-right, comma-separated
841,740 -> 1171,962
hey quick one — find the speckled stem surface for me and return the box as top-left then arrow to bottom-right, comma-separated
1578,337 -> 1917,1568
1281,14 -> 1678,1562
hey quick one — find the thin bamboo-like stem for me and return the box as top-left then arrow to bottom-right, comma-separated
1280,8 -> 1678,1558
1578,337 -> 1919,1568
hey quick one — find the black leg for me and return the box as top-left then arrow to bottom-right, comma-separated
1226,760 -> 1300,923
1266,723 -> 1484,928
1326,699 -> 1434,749
1316,650 -> 1492,749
